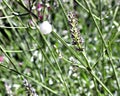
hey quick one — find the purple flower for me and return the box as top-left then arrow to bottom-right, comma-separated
0,56 -> 4,62
37,3 -> 43,11
38,15 -> 43,20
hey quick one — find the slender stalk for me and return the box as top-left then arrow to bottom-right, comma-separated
52,31 -> 113,95
57,0 -> 68,19
108,6 -> 119,46
0,46 -> 18,71
83,0 -> 120,89
0,63 -> 58,95
75,0 -> 102,20
0,15 -> 14,19
90,71 -> 113,96
31,19 -> 70,96
52,31 -> 86,67
108,6 -> 119,41
0,26 -> 28,28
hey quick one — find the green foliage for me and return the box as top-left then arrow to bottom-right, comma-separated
0,0 -> 120,96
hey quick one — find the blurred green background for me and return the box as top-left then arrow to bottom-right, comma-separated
0,0 -> 120,96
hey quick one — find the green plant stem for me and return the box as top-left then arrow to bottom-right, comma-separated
4,48 -> 38,53
75,0 -> 102,20
90,71 -> 113,96
0,26 -> 28,28
108,6 -> 119,46
17,1 -> 38,19
108,6 -> 119,41
0,46 -> 18,71
52,31 -> 113,96
57,0 -> 69,30
57,0 -> 68,20
52,31 -> 86,67
0,63 -> 58,95
1,1 -> 18,38
0,15 -> 14,19
26,28 -> 67,95
83,0 -> 120,90
31,20 -> 70,96
14,2 -> 70,94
